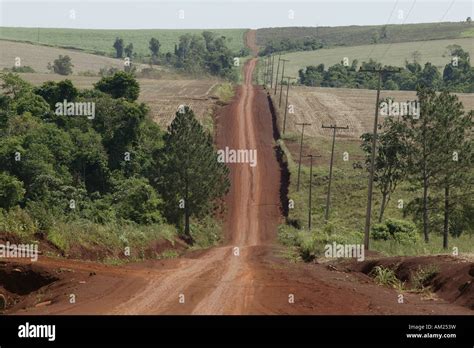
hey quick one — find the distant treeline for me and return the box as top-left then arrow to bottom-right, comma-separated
298,46 -> 473,92
259,37 -> 324,56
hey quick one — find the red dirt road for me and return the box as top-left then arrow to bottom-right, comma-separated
4,56 -> 472,316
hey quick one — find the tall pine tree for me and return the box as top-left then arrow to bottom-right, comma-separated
160,106 -> 230,243
430,91 -> 473,249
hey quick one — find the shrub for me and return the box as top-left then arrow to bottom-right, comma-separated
0,207 -> 37,240
372,218 -> 419,243
47,55 -> 74,76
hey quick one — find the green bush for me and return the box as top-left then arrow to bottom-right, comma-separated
372,218 -> 419,243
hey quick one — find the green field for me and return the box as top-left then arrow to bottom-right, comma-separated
256,22 -> 473,48
277,38 -> 474,78
0,27 -> 247,57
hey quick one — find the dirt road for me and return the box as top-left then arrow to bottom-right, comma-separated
4,48 -> 472,315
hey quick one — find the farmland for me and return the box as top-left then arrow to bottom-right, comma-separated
273,85 -> 474,139
0,40 -> 125,74
0,27 -> 247,57
256,22 -> 473,49
273,38 -> 474,78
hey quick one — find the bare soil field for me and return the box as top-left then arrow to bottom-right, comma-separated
18,73 -> 219,129
280,86 -> 474,138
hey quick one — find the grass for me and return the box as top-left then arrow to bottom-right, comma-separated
278,38 -> 474,78
370,266 -> 404,290
0,27 -> 247,57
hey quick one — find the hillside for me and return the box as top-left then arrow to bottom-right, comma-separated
0,27 -> 247,57
256,21 -> 473,49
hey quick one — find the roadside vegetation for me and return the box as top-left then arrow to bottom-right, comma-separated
0,71 -> 230,261
272,87 -> 473,260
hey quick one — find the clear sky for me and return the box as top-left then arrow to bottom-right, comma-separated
0,0 -> 472,29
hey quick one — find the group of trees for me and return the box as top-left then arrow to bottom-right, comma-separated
361,89 -> 473,248
113,37 -> 135,59
0,72 -> 229,243
298,46 -> 473,92
112,31 -> 238,80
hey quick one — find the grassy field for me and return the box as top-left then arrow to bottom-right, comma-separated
256,22 -> 473,48
0,27 -> 247,57
275,38 -> 474,77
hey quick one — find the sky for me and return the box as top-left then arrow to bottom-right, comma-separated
0,0 -> 472,29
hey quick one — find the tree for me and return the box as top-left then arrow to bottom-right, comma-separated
361,115 -> 408,222
34,80 -> 78,108
160,106 -> 229,243
113,37 -> 124,58
47,55 -> 74,75
124,43 -> 134,58
149,38 -> 161,63
0,172 -> 25,210
403,88 -> 439,242
372,31 -> 380,44
429,92 -> 473,249
94,71 -> 140,101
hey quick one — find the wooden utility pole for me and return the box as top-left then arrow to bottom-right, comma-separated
304,154 -> 322,230
270,55 -> 275,89
274,55 -> 281,95
296,122 -> 311,192
360,68 -> 401,250
279,59 -> 289,107
262,58 -> 267,86
282,76 -> 296,134
322,124 -> 349,221
265,56 -> 270,87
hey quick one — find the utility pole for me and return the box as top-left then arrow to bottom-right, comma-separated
296,122 -> 311,192
322,124 -> 349,221
282,76 -> 296,134
360,67 -> 401,250
274,55 -> 281,95
265,56 -> 270,86
303,154 -> 322,230
262,58 -> 267,86
270,54 -> 275,89
279,59 -> 289,107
